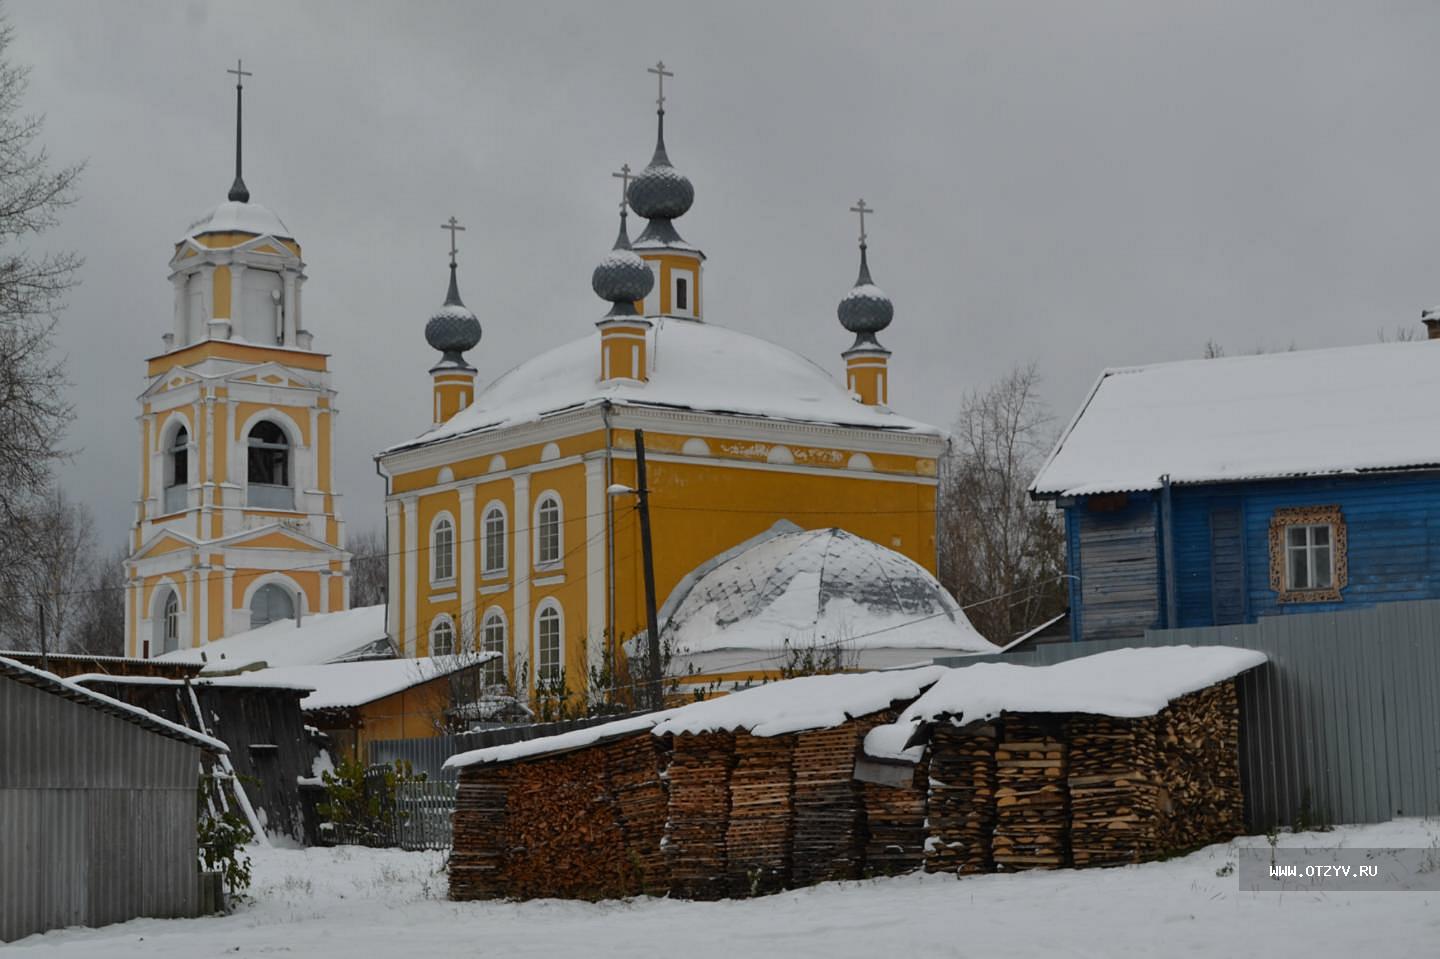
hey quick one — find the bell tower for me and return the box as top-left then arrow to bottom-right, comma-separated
124,62 -> 349,658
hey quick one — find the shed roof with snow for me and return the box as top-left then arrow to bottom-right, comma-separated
157,605 -> 390,674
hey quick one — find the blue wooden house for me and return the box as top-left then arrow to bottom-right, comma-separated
1030,340 -> 1440,642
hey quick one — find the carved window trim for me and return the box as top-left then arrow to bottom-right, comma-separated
1268,505 -> 1347,603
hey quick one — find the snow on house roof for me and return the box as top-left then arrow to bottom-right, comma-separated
658,527 -> 997,657
1030,341 -> 1440,497
864,645 -> 1267,762
0,656 -> 228,753
443,665 -> 948,769
253,655 -> 496,712
184,200 -> 293,241
158,605 -> 390,674
386,318 -> 941,454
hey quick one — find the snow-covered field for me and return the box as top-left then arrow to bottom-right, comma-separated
13,820 -> 1439,957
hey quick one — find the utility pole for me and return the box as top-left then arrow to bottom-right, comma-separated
633,429 -> 662,711
37,598 -> 48,672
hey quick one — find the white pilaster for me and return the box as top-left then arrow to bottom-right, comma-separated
402,495 -> 419,658
458,484 -> 476,645
222,565 -> 235,640
173,277 -> 187,343
512,472 -> 531,686
283,271 -> 297,346
584,457 -> 606,680
230,262 -> 246,336
198,560 -> 209,646
386,498 -> 401,649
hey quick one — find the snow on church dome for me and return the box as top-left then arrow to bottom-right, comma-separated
183,200 -> 293,242
658,526 -> 996,657
388,318 -> 941,452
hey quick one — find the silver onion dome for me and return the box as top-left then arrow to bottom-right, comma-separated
628,112 -> 694,243
592,211 -> 654,315
425,263 -> 481,365
838,244 -> 894,348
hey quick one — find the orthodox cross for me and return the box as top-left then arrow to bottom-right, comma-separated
849,198 -> 873,246
611,164 -> 632,211
441,216 -> 466,266
226,60 -> 254,202
648,60 -> 673,110
227,58 -> 252,89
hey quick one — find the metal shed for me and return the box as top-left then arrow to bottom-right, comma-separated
0,657 -> 226,942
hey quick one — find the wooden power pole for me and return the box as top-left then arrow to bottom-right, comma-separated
633,429 -> 663,710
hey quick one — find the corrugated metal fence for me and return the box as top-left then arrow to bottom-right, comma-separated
940,599 -> 1440,830
368,713 -> 640,782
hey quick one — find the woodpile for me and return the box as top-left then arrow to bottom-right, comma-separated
601,733 -> 672,896
725,732 -> 795,896
665,731 -> 736,900
499,748 -> 632,900
1159,682 -> 1245,851
1067,713 -> 1165,867
791,716 -> 886,885
923,722 -> 997,875
449,764 -> 511,900
992,714 -> 1069,871
861,756 -> 929,876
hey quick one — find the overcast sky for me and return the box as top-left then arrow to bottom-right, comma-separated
12,0 -> 1440,550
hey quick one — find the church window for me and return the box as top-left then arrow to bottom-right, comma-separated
165,426 -> 189,514
675,276 -> 688,311
432,514 -> 456,584
249,582 -> 296,629
430,617 -> 455,657
482,504 -> 507,575
247,421 -> 293,509
536,602 -> 562,684
481,608 -> 507,687
535,493 -> 562,567
161,590 -> 180,654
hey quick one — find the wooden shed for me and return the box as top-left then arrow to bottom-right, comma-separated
0,657 -> 227,942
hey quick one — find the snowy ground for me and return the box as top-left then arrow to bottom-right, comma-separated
12,819 -> 1439,958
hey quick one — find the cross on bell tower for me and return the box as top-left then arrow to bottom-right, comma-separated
227,59 -> 253,203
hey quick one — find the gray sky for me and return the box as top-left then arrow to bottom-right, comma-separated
12,0 -> 1440,550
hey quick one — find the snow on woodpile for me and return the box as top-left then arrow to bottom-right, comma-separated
388,318 -> 941,453
658,527 -> 996,660
865,646 -> 1267,762
1031,341 -> 1440,497
158,605 -> 390,674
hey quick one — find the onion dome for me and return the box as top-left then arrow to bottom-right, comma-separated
426,262 -> 481,367
838,243 -> 894,349
592,210 -> 654,316
628,111 -> 695,246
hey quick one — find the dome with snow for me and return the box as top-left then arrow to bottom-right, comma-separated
426,263 -> 481,364
837,246 -> 893,347
592,213 -> 654,313
184,200 -> 293,243
655,525 -> 996,675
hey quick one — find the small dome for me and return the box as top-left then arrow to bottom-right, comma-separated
837,246 -> 893,345
592,213 -> 655,313
627,115 -> 694,221
426,264 -> 481,363
183,200 -> 293,244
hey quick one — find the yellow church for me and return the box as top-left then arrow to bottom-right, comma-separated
374,66 -> 956,694
124,66 -> 349,658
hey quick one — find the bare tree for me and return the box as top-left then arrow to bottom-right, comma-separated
0,15 -> 83,623
0,487 -> 95,652
347,527 -> 386,608
72,544 -> 127,656
937,364 -> 1067,644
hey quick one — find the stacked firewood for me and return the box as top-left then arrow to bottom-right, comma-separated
992,714 -> 1069,870
602,733 -> 672,896
449,764 -> 511,900
1066,713 -> 1165,867
1159,682 -> 1244,851
861,755 -> 929,876
791,718 -> 877,885
923,722 -> 997,875
499,748 -> 632,900
665,731 -> 736,900
725,732 -> 796,896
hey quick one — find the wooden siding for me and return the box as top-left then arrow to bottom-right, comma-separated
1073,495 -> 1161,641
1208,504 -> 1245,625
1,676 -> 202,942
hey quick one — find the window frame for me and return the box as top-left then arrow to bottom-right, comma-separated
162,590 -> 180,654
481,501 -> 508,577
481,607 -> 507,687
246,419 -> 295,510
535,600 -> 563,685
430,512 -> 457,585
430,615 -> 456,657
1268,505 -> 1347,604
533,492 -> 563,570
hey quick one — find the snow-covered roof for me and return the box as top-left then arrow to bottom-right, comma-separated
386,318 -> 941,453
659,526 -> 996,657
444,665 -> 948,769
253,655 -> 496,711
184,200 -> 293,241
0,656 -> 228,753
1031,342 -> 1440,497
864,646 -> 1267,761
158,606 -> 389,674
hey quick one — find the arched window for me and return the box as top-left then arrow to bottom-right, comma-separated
164,426 -> 189,514
482,504 -> 506,575
535,493 -> 562,567
536,602 -> 563,684
247,421 -> 293,509
481,609 -> 506,686
161,590 -> 180,654
249,582 -> 295,629
431,514 -> 455,583
431,617 -> 455,657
